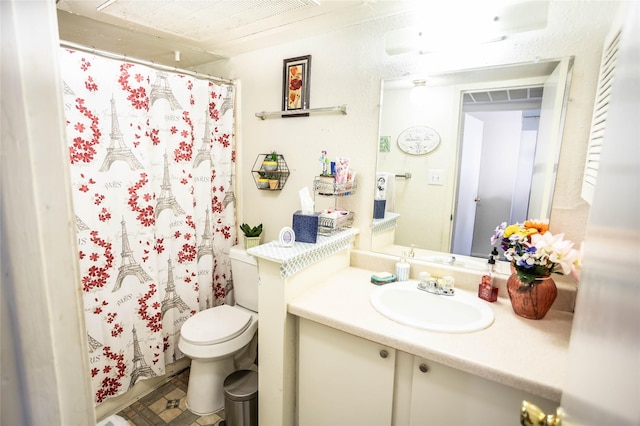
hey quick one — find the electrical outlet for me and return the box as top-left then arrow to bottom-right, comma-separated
428,169 -> 444,185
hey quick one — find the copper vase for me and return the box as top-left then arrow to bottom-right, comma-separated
506,273 -> 557,320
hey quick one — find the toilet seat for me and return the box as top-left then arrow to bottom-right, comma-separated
181,305 -> 252,345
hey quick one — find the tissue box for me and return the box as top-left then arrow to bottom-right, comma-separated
373,199 -> 386,219
292,210 -> 320,243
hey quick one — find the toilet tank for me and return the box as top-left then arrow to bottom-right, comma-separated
229,244 -> 259,312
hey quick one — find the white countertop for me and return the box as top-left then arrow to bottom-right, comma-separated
288,266 -> 573,402
247,228 -> 357,278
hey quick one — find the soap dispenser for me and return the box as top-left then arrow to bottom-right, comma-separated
478,255 -> 498,302
396,252 -> 410,282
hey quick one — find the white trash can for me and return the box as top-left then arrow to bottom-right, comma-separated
223,370 -> 258,426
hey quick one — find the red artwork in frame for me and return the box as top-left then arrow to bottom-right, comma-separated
282,55 -> 311,117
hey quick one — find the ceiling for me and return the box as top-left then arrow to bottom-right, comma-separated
57,0 -> 549,69
56,0 -> 418,68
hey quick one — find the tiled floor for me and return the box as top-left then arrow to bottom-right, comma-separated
116,368 -> 226,426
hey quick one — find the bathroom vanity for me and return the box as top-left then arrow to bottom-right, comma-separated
249,235 -> 574,426
297,319 -> 560,425
291,266 -> 569,425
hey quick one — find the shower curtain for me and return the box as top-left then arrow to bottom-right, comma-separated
60,48 -> 236,404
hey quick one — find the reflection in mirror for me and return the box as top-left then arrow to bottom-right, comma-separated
372,58 -> 573,265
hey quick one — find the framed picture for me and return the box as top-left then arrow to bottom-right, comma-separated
379,136 -> 391,152
282,55 -> 311,117
279,227 -> 295,247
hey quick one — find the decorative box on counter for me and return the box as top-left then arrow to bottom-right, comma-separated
292,210 -> 320,243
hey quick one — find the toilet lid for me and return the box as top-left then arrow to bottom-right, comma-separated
181,305 -> 252,345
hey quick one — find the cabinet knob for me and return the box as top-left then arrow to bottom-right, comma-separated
379,349 -> 389,359
419,363 -> 429,373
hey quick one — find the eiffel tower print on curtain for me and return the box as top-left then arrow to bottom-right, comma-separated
197,209 -> 214,262
113,219 -> 152,292
161,259 -> 190,319
63,80 -> 75,96
150,72 -> 182,110
128,325 -> 157,389
219,86 -> 234,116
193,110 -> 212,168
223,176 -> 236,209
155,154 -> 186,219
76,215 -> 90,231
87,333 -> 103,353
99,96 -> 144,172
225,276 -> 234,300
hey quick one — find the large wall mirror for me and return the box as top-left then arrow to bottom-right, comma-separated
372,57 -> 573,268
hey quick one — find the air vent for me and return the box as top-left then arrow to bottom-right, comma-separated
581,29 -> 622,204
463,87 -> 543,105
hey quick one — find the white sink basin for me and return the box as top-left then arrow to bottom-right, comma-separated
370,281 -> 494,333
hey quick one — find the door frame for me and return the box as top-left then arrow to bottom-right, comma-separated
448,58 -> 573,256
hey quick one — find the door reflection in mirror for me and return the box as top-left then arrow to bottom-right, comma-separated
374,58 -> 573,262
453,104 -> 541,259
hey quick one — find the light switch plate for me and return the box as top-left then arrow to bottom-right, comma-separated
428,169 -> 444,185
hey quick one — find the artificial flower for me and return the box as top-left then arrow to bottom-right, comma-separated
492,219 -> 581,286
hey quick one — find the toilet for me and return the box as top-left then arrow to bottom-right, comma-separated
178,244 -> 259,416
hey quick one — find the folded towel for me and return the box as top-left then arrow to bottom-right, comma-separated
376,172 -> 395,212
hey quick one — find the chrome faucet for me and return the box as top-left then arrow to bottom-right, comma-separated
408,244 -> 415,258
417,276 -> 455,296
446,256 -> 456,265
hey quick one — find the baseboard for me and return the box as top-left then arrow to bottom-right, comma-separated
95,357 -> 191,422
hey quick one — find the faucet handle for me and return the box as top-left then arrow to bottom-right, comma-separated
442,276 -> 455,293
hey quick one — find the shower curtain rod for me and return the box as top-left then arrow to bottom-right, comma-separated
59,40 -> 234,85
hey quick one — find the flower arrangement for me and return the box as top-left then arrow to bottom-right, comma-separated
491,219 -> 581,286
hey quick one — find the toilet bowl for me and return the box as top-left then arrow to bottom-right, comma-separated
179,306 -> 258,415
178,244 -> 259,416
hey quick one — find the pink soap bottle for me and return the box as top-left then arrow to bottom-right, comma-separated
478,255 -> 499,302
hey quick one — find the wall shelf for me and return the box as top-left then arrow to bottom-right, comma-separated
251,154 -> 290,191
313,176 -> 357,235
255,105 -> 348,120
313,176 -> 357,198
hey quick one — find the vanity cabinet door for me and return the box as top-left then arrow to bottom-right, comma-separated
298,319 -> 395,426
408,356 -> 556,426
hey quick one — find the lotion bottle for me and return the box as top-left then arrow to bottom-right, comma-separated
478,255 -> 498,302
396,252 -> 410,282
